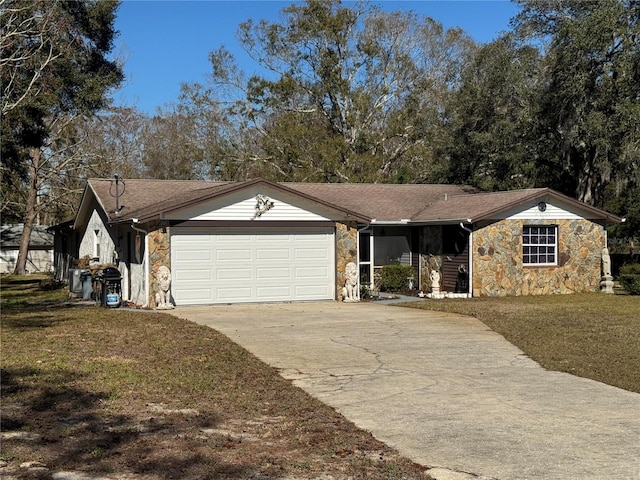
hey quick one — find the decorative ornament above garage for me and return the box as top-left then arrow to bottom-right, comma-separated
252,194 -> 275,220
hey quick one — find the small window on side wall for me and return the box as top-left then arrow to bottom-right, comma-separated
522,225 -> 557,266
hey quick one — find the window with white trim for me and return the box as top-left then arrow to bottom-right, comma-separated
522,225 -> 557,266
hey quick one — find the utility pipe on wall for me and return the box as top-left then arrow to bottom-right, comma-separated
459,222 -> 473,298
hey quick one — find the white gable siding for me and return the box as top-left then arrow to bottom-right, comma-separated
166,193 -> 331,222
191,196 -> 330,221
499,200 -> 586,221
79,210 -> 116,263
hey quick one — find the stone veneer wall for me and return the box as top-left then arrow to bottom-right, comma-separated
336,222 -> 358,300
473,219 -> 605,296
419,226 -> 442,291
147,223 -> 170,308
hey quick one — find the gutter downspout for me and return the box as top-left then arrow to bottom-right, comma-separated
131,220 -> 149,308
460,222 -> 473,298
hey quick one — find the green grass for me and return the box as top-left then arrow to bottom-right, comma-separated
403,293 -> 640,393
4,275 -> 637,478
0,275 -> 429,479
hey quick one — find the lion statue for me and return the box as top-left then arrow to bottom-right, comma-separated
155,265 -> 174,309
342,261 -> 359,302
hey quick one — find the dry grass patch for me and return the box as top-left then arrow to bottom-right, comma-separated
403,293 -> 640,393
1,275 -> 430,479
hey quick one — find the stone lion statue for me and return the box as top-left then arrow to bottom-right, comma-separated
155,265 -> 174,309
342,261 -> 359,302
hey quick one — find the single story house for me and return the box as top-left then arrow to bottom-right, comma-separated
66,177 -> 622,307
1,224 -> 54,274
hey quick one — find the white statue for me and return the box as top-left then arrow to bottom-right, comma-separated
252,194 -> 274,219
342,262 -> 359,302
600,247 -> 614,294
430,269 -> 441,294
602,247 -> 612,277
155,265 -> 174,309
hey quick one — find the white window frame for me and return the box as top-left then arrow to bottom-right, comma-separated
523,225 -> 557,266
358,229 -> 374,290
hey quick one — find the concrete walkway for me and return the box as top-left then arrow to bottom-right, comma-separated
174,302 -> 640,480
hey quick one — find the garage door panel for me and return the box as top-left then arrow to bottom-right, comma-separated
177,269 -> 213,281
217,268 -> 253,280
179,287 -> 213,301
257,285 -> 292,298
216,249 -> 252,261
214,233 -> 251,242
215,287 -> 253,302
256,248 -> 291,260
171,227 -> 334,305
296,248 -> 329,259
257,267 -> 291,279
256,233 -> 291,241
174,249 -> 212,261
296,285 -> 331,296
295,266 -> 329,278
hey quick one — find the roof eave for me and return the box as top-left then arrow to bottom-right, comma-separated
406,218 -> 474,226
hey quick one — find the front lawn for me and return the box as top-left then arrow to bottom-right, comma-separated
1,275 -> 429,479
403,293 -> 640,393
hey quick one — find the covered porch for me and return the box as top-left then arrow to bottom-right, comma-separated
357,224 -> 471,296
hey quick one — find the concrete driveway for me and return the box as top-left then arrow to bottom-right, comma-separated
174,302 -> 640,480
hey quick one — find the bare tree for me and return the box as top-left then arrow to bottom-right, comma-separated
1,0 -> 123,275
0,0 -> 64,114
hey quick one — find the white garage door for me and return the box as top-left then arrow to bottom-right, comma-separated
171,227 -> 335,305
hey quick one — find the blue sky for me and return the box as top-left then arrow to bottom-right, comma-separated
112,1 -> 521,114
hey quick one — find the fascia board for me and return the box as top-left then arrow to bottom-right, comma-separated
72,182 -> 107,230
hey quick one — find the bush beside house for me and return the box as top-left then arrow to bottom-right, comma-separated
619,264 -> 640,295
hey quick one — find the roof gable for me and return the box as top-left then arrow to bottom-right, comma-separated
415,188 -> 622,223
162,181 -> 353,222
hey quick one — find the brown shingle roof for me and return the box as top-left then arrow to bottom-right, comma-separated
80,178 -> 621,226
87,178 -> 231,222
414,188 -> 623,223
414,188 -> 549,222
284,183 -> 477,221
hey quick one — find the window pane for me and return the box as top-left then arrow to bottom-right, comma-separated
522,225 -> 557,265
374,235 -> 410,266
359,264 -> 371,285
359,232 -> 370,262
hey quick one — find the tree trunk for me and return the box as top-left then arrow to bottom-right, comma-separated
14,149 -> 40,275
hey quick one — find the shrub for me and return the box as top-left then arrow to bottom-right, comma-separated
619,263 -> 640,295
379,265 -> 416,293
360,285 -> 372,300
